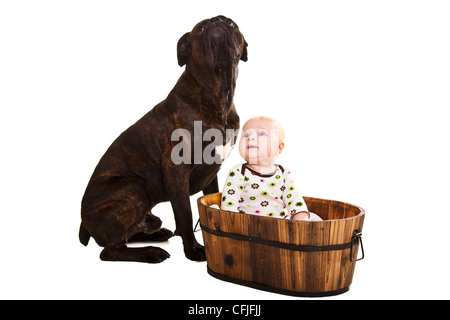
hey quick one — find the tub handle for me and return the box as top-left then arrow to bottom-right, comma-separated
350,229 -> 364,262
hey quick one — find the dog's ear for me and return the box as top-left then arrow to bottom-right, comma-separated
177,32 -> 190,67
240,38 -> 248,62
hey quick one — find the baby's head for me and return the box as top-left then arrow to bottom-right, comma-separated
239,116 -> 285,166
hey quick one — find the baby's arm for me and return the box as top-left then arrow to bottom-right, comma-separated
282,169 -> 309,218
220,168 -> 242,213
283,170 -> 323,221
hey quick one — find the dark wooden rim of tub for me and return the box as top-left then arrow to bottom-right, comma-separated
198,193 -> 365,222
197,193 -> 365,256
197,194 -> 365,246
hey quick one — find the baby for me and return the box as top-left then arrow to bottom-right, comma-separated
220,116 -> 322,221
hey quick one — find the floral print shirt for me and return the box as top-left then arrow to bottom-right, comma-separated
220,163 -> 308,219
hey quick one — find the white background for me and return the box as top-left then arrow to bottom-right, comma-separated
1,0 -> 449,300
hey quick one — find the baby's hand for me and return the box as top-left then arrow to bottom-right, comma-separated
291,211 -> 324,221
291,211 -> 310,221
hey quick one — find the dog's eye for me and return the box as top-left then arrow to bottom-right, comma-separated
226,19 -> 234,27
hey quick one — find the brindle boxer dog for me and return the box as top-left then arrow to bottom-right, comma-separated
79,16 -> 247,263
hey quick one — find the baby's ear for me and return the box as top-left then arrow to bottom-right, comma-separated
278,142 -> 285,154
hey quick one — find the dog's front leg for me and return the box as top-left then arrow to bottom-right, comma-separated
164,165 -> 206,261
202,175 -> 219,195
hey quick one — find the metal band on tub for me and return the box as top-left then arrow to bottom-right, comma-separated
200,223 -> 364,259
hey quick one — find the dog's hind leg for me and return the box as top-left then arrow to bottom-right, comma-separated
81,176 -> 170,263
135,211 -> 163,234
100,245 -> 170,263
127,228 -> 174,243
126,210 -> 174,243
99,211 -> 172,263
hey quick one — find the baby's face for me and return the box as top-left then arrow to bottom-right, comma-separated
239,118 -> 284,166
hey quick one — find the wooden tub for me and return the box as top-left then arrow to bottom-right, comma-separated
197,193 -> 365,297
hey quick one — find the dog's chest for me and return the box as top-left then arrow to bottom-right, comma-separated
189,138 -> 236,194
214,139 -> 234,162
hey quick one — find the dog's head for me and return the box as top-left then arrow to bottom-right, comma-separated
177,15 -> 248,68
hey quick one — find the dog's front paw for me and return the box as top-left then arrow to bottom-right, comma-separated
185,243 -> 206,261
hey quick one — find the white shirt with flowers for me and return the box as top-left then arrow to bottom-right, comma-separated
220,163 -> 308,219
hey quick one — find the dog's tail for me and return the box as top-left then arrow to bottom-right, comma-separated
79,222 -> 91,246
